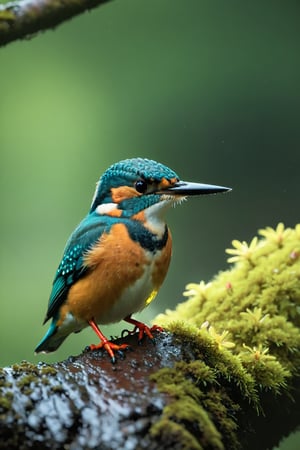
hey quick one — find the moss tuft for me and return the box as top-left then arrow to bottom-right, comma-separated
152,223 -> 300,448
0,391 -> 13,412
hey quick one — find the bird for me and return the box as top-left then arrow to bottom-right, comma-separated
35,158 -> 231,362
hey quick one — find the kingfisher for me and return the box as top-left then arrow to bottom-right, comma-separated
35,158 -> 230,362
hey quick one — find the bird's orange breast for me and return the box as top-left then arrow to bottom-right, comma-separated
58,222 -> 172,325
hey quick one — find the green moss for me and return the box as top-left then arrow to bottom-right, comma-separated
152,223 -> 300,448
40,365 -> 58,376
16,374 -> 38,389
51,384 -> 64,393
151,324 -> 253,449
0,391 -> 13,411
0,360 -> 60,418
0,380 -> 12,389
151,419 -> 204,450
12,361 -> 40,375
0,10 -> 15,31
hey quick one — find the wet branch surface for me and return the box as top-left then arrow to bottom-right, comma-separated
0,0 -> 112,47
0,331 -> 299,450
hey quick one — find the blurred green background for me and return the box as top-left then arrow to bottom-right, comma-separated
0,0 -> 299,428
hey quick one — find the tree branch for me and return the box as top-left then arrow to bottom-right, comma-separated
0,0 -> 113,47
0,330 -> 299,450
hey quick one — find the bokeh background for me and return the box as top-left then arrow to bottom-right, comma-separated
0,1 -> 299,446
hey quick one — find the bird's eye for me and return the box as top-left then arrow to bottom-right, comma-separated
135,179 -> 148,194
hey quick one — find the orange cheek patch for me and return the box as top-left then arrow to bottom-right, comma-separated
65,223 -> 148,322
107,209 -> 123,218
158,177 -> 178,190
111,186 -> 139,203
152,230 -> 172,289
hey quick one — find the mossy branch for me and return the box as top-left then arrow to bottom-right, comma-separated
0,0 -> 112,47
1,223 -> 300,449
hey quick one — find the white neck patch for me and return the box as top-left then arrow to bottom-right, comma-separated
143,198 -> 173,235
95,203 -> 118,215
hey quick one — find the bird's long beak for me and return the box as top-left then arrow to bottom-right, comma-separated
159,181 -> 232,196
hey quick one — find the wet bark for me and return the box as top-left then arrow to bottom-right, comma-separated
0,331 -> 299,450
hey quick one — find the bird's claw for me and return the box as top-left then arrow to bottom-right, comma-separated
88,341 -> 130,363
121,328 -> 137,338
122,318 -> 164,343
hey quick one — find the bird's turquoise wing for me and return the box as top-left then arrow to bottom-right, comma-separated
43,214 -> 114,323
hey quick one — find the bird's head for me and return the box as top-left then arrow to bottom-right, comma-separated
90,158 -> 230,226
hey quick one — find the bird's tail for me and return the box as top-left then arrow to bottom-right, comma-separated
35,320 -> 68,354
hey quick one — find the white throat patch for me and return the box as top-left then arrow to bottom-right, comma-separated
144,197 -> 180,235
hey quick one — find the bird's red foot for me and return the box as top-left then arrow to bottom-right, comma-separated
122,316 -> 164,341
88,319 -> 129,363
